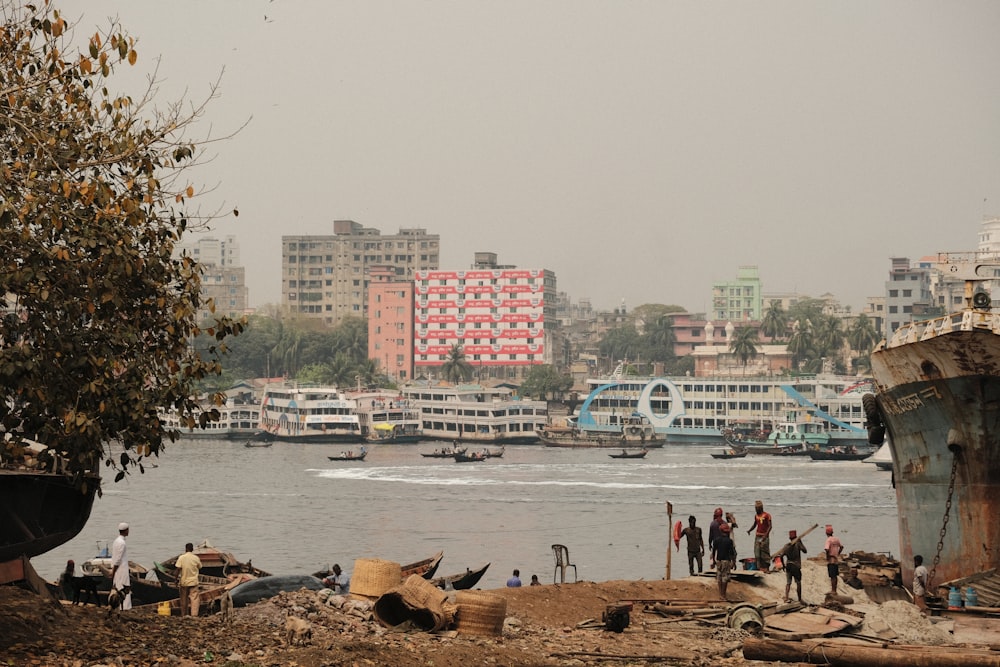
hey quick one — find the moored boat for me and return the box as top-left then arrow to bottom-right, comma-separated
807,446 -> 874,462
867,441 -> 893,471
258,383 -> 363,444
154,539 -> 270,584
540,414 -> 666,448
400,383 -> 547,444
431,562 -> 490,590
869,252 -> 1000,588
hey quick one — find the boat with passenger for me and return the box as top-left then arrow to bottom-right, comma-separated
399,383 -> 547,444
258,383 -> 362,444
575,363 -> 869,447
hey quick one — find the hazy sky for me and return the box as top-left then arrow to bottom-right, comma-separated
64,1 -> 1000,313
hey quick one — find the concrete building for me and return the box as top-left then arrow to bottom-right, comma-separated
884,257 -> 933,338
413,253 -> 557,380
711,266 -> 763,322
367,268 -> 415,383
175,234 -> 248,321
282,220 -> 439,327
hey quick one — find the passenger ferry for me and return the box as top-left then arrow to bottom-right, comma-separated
351,390 -> 424,443
575,372 -> 870,446
399,383 -> 547,444
160,399 -> 261,440
258,383 -> 362,443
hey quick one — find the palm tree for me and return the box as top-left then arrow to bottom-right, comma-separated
729,326 -> 760,375
847,314 -> 880,356
760,300 -> 788,342
787,320 -> 814,369
440,345 -> 473,383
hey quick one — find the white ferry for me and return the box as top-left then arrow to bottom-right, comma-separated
399,383 -> 547,444
160,400 -> 261,440
258,383 -> 362,443
351,390 -> 424,443
575,373 -> 870,446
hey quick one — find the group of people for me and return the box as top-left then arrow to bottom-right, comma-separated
506,569 -> 541,587
677,502 -> 852,603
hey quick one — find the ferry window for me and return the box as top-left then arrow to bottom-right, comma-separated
739,402 -> 749,410
693,401 -> 703,409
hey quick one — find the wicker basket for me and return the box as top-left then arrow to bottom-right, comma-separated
374,575 -> 453,631
350,558 -> 402,599
455,590 -> 507,637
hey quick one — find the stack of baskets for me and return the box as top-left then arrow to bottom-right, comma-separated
374,574 -> 455,631
454,590 -> 507,637
350,558 -> 403,600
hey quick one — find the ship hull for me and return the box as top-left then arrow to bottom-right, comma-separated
871,327 -> 1000,588
0,470 -> 99,562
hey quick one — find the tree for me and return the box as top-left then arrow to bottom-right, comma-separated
639,314 -> 677,364
729,326 -> 760,374
598,324 -> 641,372
440,345 -> 473,383
847,314 -> 880,356
520,365 -> 573,400
0,4 -> 244,487
760,300 -> 789,341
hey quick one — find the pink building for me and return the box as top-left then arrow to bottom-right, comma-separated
367,269 -> 415,382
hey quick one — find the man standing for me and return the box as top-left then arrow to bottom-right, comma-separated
912,555 -> 929,614
708,507 -> 725,567
506,569 -> 522,587
711,522 -> 737,601
823,525 -> 844,596
680,515 -> 705,576
780,530 -> 807,603
175,542 -> 202,616
110,522 -> 132,610
747,500 -> 772,573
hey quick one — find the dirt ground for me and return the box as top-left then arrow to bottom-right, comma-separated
0,561 -> 952,667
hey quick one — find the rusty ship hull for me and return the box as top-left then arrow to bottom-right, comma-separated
871,307 -> 1000,589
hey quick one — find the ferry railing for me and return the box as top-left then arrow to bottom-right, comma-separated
883,310 -> 1000,350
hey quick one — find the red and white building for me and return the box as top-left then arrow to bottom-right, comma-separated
413,262 -> 557,377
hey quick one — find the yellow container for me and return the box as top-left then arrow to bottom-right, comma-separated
157,601 -> 171,616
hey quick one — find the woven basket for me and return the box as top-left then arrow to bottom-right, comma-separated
374,575 -> 453,631
455,590 -> 507,637
350,558 -> 402,599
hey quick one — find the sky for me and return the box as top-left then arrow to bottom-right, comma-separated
58,1 -> 1000,313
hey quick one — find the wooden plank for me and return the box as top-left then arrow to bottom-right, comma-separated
953,616 -> 1000,645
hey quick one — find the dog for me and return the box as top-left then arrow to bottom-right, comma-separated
70,576 -> 101,606
284,615 -> 312,645
219,592 -> 233,624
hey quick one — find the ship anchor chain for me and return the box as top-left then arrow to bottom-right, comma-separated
928,450 -> 960,590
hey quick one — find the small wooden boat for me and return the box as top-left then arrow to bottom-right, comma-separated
244,440 -> 272,448
432,562 -> 490,590
313,550 -> 444,582
711,447 -> 748,460
420,447 -> 466,458
453,451 -> 488,462
328,447 -> 367,461
153,540 -> 271,584
608,449 -> 648,459
808,448 -> 874,462
483,446 -> 504,458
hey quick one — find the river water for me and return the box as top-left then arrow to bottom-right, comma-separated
34,440 -> 899,589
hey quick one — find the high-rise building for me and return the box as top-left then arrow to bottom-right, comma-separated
282,220 -> 439,327
884,257 -> 933,338
711,266 -> 762,322
368,268 -> 415,382
412,253 -> 557,380
175,234 -> 248,321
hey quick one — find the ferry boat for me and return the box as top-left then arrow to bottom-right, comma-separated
258,383 -> 362,443
352,390 -> 424,443
160,399 -> 261,440
869,252 -> 1000,587
539,414 -> 666,448
575,368 -> 869,446
399,383 -> 547,444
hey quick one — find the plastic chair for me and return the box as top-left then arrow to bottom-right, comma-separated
552,544 -> 577,584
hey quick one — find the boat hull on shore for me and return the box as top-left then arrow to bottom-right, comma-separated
0,470 -> 98,562
871,257 -> 1000,588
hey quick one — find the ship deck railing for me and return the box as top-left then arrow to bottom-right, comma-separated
882,310 -> 1000,350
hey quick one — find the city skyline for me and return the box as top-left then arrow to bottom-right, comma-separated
70,1 -> 1000,313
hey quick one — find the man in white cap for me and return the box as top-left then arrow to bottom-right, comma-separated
110,522 -> 132,610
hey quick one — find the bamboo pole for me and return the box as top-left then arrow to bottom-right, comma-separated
665,501 -> 673,580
